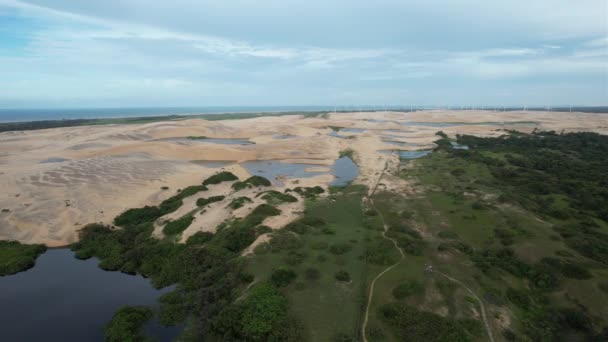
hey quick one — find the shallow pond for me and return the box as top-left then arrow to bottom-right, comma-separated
241,160 -> 326,186
399,150 -> 432,159
340,128 -> 366,133
331,156 -> 359,186
381,140 -> 422,147
0,249 -> 179,342
40,157 -> 70,163
327,130 -> 347,139
272,134 -> 296,139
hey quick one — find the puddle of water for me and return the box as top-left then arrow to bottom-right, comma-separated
330,156 -> 359,186
40,157 -> 70,163
381,140 -> 422,147
399,150 -> 432,159
340,128 -> 366,133
327,131 -> 347,139
366,119 -> 392,123
241,160 -> 326,186
0,249 -> 180,341
273,134 -> 296,139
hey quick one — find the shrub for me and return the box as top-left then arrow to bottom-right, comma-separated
335,270 -> 351,282
104,306 -> 153,342
270,268 -> 297,287
202,171 -> 238,186
339,148 -> 354,159
365,239 -> 398,265
437,230 -> 459,239
231,181 -> 247,191
269,231 -> 303,252
471,201 -> 484,210
292,186 -> 325,199
163,215 -> 195,236
259,190 -> 298,205
392,281 -> 424,299
228,196 -> 253,210
114,206 -> 163,227
329,242 -> 352,255
244,175 -> 272,187
379,302 -> 481,341
186,231 -> 214,245
284,251 -> 306,266
210,284 -> 298,341
304,268 -> 321,280
196,195 -> 225,207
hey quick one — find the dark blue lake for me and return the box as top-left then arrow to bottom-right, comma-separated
0,249 -> 179,342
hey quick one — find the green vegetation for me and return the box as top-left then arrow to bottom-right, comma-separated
379,302 -> 481,341
228,196 -> 253,209
196,195 -> 225,207
258,190 -> 298,205
58,129 -> 608,341
114,185 -> 207,227
232,175 -> 272,191
71,198 -> 284,340
202,171 -> 238,186
380,131 -> 608,341
104,306 -> 153,342
246,184 -> 381,341
287,186 -> 325,199
339,148 -> 355,159
392,280 -> 424,299
270,268 -> 297,287
211,283 -> 303,341
162,215 -> 194,236
0,240 -> 47,276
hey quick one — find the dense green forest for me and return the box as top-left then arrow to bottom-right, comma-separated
0,240 -> 47,276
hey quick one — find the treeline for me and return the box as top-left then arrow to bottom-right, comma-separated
0,240 -> 47,276
451,131 -> 608,221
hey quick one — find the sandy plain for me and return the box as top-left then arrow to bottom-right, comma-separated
1,110 -> 607,246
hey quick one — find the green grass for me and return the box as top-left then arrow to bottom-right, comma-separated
246,184 -> 379,341
0,240 -> 47,276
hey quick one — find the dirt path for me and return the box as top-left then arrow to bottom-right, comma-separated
361,152 -> 405,342
360,152 -> 494,342
435,270 -> 495,342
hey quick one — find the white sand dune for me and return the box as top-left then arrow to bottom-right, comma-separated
1,110 -> 606,246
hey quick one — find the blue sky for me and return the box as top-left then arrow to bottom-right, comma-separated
0,0 -> 606,108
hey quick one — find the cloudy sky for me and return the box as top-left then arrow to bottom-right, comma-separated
0,0 -> 606,108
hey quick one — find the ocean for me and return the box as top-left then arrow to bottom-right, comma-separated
0,106 -> 338,123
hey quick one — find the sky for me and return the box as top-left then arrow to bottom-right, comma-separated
0,0 -> 607,108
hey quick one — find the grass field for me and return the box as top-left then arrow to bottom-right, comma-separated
246,184 -> 387,341
365,148 -> 608,341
